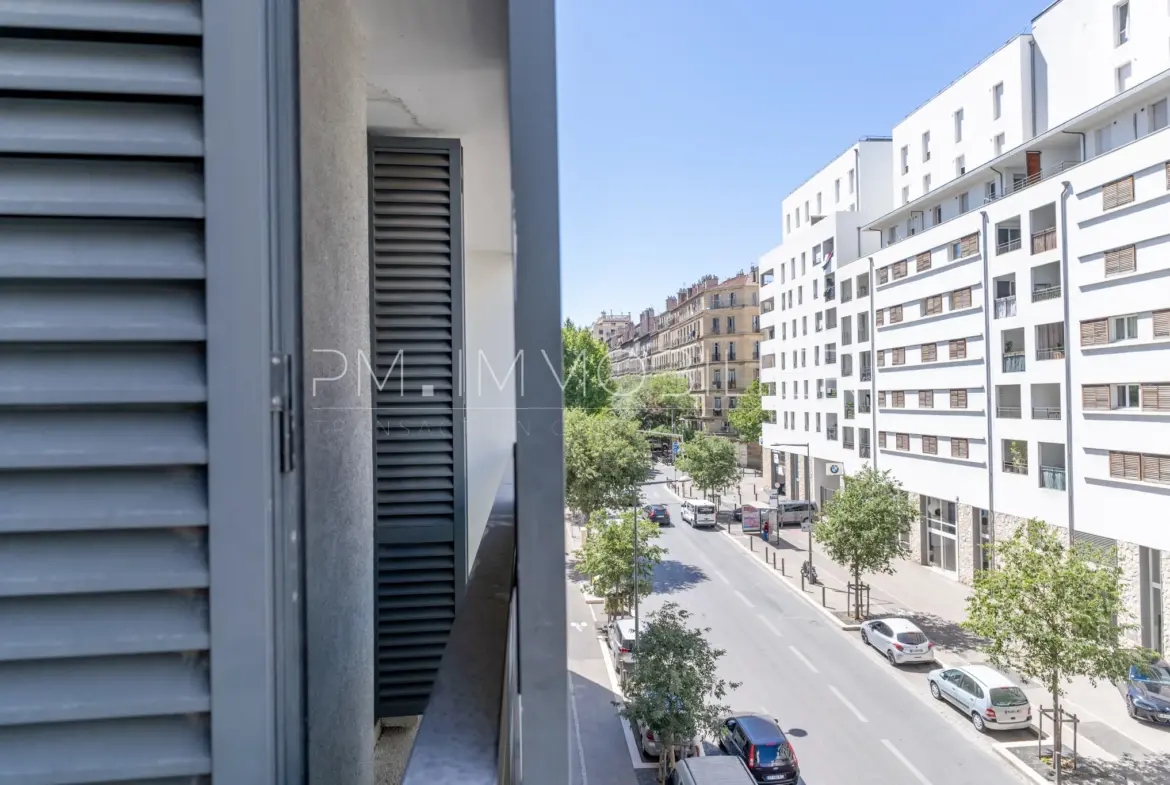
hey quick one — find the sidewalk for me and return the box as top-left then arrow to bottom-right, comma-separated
721,518 -> 1170,766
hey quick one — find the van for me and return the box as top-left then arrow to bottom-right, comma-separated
775,500 -> 816,527
668,755 -> 756,785
681,499 -> 717,528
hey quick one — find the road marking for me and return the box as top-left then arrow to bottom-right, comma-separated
788,645 -> 819,674
733,589 -> 755,608
761,617 -> 783,637
569,679 -> 590,785
881,739 -> 933,785
827,685 -> 868,723
712,569 -> 730,584
588,603 -> 597,623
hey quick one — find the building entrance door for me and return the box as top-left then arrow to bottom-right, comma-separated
924,497 -> 957,573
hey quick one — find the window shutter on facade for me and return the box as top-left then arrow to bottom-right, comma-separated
959,234 -> 979,257
896,433 -> 909,451
876,309 -> 885,327
879,431 -> 887,448
878,267 -> 889,284
1103,176 -> 1135,210
369,137 -> 467,717
952,287 -> 972,309
1153,309 -> 1170,338
916,252 -> 932,273
1143,454 -> 1170,484
877,350 -> 885,367
893,391 -> 905,408
919,390 -> 934,408
1080,319 -> 1108,346
921,343 -> 937,362
924,295 -> 942,316
1142,384 -> 1170,412
892,260 -> 908,280
949,338 -> 967,359
1104,245 -> 1136,276
952,438 -> 969,458
950,389 -> 968,409
1082,385 -> 1111,410
893,347 -> 906,365
890,305 -> 903,323
922,435 -> 938,454
1110,451 -> 1141,481
879,391 -> 888,407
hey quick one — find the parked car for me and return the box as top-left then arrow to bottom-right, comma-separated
860,617 -> 935,665
681,499 -> 718,528
718,714 -> 799,784
774,500 -> 816,527
606,617 -> 639,687
732,506 -> 742,522
928,665 -> 1032,732
635,707 -> 701,761
643,503 -> 672,525
668,755 -> 756,785
1122,660 -> 1170,723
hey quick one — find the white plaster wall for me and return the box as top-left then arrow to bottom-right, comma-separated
892,36 -> 1033,204
782,142 -> 894,239
1032,0 -> 1170,130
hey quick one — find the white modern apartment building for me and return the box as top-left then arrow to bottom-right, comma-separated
760,139 -> 893,501
762,0 -> 1170,654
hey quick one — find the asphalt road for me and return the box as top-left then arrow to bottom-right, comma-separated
637,469 -> 1026,785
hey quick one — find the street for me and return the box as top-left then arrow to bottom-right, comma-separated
632,467 -> 1027,785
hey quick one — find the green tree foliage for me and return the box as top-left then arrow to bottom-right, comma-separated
613,373 -> 698,430
577,509 -> 664,619
563,409 -> 652,520
726,380 -> 766,445
813,467 -> 917,619
963,519 -> 1150,782
562,319 -> 614,411
619,602 -> 738,783
675,434 -> 739,500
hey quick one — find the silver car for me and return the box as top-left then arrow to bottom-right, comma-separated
928,664 -> 1032,732
636,719 -> 701,760
860,617 -> 935,665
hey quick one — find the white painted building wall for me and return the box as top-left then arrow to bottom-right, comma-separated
1032,0 -> 1170,130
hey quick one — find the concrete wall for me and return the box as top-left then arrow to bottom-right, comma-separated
299,0 -> 375,783
1033,0 -> 1170,129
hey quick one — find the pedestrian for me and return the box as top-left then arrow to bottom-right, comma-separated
761,519 -> 770,543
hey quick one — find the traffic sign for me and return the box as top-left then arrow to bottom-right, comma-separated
800,518 -> 812,533
672,440 -> 680,455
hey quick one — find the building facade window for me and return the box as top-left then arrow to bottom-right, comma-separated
954,108 -> 964,142
993,82 -> 1004,120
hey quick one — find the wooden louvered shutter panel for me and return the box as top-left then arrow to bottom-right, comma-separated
893,347 -> 906,365
369,138 -> 466,717
1153,309 -> 1170,337
879,431 -> 887,448
1082,385 -> 1111,410
1102,176 -> 1135,210
1123,453 -> 1141,480
877,350 -> 885,367
896,433 -> 909,451
893,260 -> 908,280
919,390 -> 934,408
1080,319 -> 1108,346
890,305 -> 903,323
1166,162 -> 1170,190
953,287 -> 972,309
950,389 -> 968,409
922,436 -> 937,454
922,343 -> 937,362
893,391 -> 905,408
1109,452 -> 1125,479
879,391 -> 887,406
1144,454 -> 1170,484
916,252 -> 931,272
876,309 -> 885,326
950,339 -> 966,359
960,233 -> 979,257
952,438 -> 969,459
878,266 -> 889,284
1104,245 -> 1136,276
1142,384 -> 1170,412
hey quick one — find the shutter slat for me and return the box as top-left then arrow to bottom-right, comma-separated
922,343 -> 937,362
1104,245 -> 1136,276
922,436 -> 937,454
1103,176 -> 1135,210
916,252 -> 931,273
1082,384 -> 1111,410
0,1 -> 203,35
1080,319 -> 1108,346
1153,310 -> 1170,338
952,438 -> 969,458
370,140 -> 464,718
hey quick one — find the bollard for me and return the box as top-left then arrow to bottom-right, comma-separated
801,573 -> 805,591
781,557 -> 785,575
750,536 -> 754,552
821,585 -> 827,607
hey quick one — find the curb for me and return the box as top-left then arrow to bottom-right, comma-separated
992,742 -> 1052,785
719,526 -> 863,632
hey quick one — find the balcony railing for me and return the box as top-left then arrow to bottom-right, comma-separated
858,284 -> 870,298
1032,284 -> 1061,302
860,367 -> 872,382
845,403 -> 855,419
859,401 -> 871,414
826,389 -> 838,398
842,331 -> 852,346
1036,347 -> 1065,361
1032,406 -> 1061,420
994,296 -> 1017,319
827,426 -> 838,441
1041,466 -> 1067,491
997,237 -> 1022,255
826,352 -> 837,364
402,467 -> 518,785
983,161 -> 1080,204
997,406 -> 1022,419
816,391 -> 824,399
1003,461 -> 1029,475
729,380 -> 737,389
825,288 -> 836,302
843,434 -> 854,449
859,444 -> 871,458
1032,228 -> 1057,254
1002,352 -> 1026,373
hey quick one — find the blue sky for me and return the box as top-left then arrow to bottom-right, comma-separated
556,0 -> 1052,326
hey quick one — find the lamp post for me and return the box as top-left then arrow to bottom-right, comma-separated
768,441 -> 813,574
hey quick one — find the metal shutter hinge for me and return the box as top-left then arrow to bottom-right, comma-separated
271,354 -> 296,473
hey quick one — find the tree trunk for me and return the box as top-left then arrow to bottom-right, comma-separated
853,566 -> 862,620
1051,685 -> 1063,785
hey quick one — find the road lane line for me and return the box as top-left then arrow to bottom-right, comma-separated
881,739 -> 933,785
712,569 -> 730,584
827,685 -> 868,723
761,617 -> 783,637
588,603 -> 597,623
733,589 -> 755,608
569,679 -> 590,785
788,645 -> 819,674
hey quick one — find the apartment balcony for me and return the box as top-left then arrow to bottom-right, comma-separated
845,402 -> 855,419
1040,466 -> 1067,491
858,397 -> 871,414
713,380 -> 722,389
826,388 -> 838,399
1003,461 -> 1029,475
826,426 -> 838,441
1031,228 -> 1057,255
858,283 -> 870,298
1032,406 -> 1061,419
728,379 -> 738,390
1032,382 -> 1062,420
997,236 -> 1022,255
843,431 -> 855,449
826,349 -> 837,364
859,443 -> 871,459
825,287 -> 836,302
842,330 -> 853,346
1035,347 -> 1065,361
1002,353 -> 1026,373
994,296 -> 1017,319
997,406 -> 1022,419
860,367 -> 872,382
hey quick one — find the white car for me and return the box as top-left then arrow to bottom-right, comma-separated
928,664 -> 1033,732
860,617 -> 935,665
635,719 -> 701,761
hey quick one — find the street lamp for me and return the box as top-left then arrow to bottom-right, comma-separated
767,441 -> 815,577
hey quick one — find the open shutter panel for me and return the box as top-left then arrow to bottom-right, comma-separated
1104,245 -> 1136,276
1103,176 -> 1135,210
876,310 -> 885,326
916,252 -> 931,272
1080,319 -> 1108,346
369,138 -> 466,718
893,260 -> 907,279
1153,310 -> 1170,338
952,438 -> 969,458
1082,385 -> 1111,410
950,389 -> 967,408
1144,454 -> 1170,484
0,6 -> 230,782
922,343 -> 937,362
1142,384 -> 1170,412
960,234 -> 979,257
890,305 -> 903,323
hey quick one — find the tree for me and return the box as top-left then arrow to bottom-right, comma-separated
619,602 -> 738,783
577,509 -> 664,619
564,409 -> 652,520
613,373 -> 698,430
727,380 -> 766,445
813,467 -> 917,620
675,434 -> 739,501
562,319 -> 614,411
963,519 -> 1150,783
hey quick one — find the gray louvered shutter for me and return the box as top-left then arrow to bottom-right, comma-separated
0,6 -> 223,782
368,137 -> 467,718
